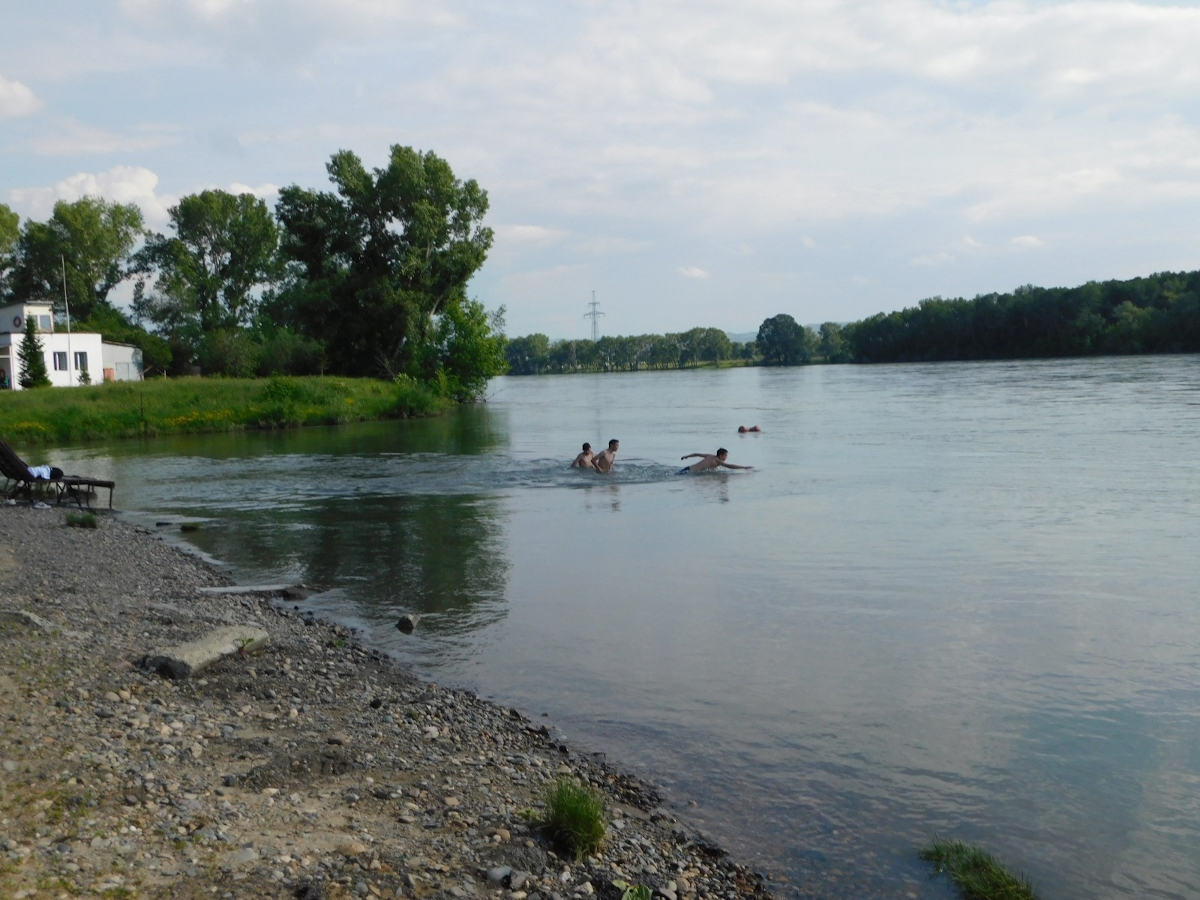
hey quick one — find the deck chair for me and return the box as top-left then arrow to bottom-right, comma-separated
0,437 -> 115,509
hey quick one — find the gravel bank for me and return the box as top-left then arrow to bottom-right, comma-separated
0,504 -> 776,900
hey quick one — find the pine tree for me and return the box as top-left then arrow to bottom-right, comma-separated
18,318 -> 51,389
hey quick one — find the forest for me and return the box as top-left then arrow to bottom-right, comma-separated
841,272 -> 1200,362
503,272 -> 1200,373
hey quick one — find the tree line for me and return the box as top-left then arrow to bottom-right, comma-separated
841,273 -> 1200,362
504,272 -> 1200,374
0,145 -> 506,399
504,315 -> 848,374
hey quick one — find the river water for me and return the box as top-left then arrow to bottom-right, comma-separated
52,356 -> 1200,898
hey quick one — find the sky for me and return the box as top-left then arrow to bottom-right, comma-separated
3,0 -> 1200,341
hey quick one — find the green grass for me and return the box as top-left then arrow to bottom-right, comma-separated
920,838 -> 1038,900
540,777 -> 606,859
64,511 -> 98,528
0,375 -> 449,444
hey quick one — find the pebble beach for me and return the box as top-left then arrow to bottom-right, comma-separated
0,504 -> 777,900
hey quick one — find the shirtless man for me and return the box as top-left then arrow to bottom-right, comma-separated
678,448 -> 752,474
593,438 -> 619,473
570,442 -> 595,469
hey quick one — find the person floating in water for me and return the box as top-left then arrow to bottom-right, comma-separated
678,448 -> 752,474
737,425 -> 762,433
570,442 -> 595,469
593,438 -> 619,473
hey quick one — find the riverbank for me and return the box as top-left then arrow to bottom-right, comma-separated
0,504 -> 775,899
0,375 -> 446,446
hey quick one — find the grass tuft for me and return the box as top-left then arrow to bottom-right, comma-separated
64,511 -> 99,529
920,837 -> 1038,900
540,777 -> 606,859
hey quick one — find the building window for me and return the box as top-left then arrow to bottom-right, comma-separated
53,352 -> 67,371
38,315 -> 52,332
74,351 -> 88,372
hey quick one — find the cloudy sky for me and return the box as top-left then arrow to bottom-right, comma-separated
3,0 -> 1200,339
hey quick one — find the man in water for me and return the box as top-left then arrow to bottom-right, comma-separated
593,438 -> 619,473
678,448 -> 752,474
570,442 -> 595,469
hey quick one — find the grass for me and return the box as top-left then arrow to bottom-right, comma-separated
920,838 -> 1038,900
65,511 -> 98,528
0,374 -> 449,444
540,777 -> 606,859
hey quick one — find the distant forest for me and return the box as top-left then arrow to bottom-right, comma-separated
504,270 -> 1200,373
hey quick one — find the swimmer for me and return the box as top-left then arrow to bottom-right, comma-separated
737,425 -> 762,433
593,438 -> 620,473
570,442 -> 595,469
678,448 -> 752,474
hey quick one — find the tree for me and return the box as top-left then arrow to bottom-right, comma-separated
274,145 -> 494,379
818,322 -> 847,362
136,190 -> 280,350
17,318 -> 50,388
505,333 -> 550,375
0,202 -> 18,300
431,300 -> 507,400
756,313 -> 810,365
11,197 -> 144,320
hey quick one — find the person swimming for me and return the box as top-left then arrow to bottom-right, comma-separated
678,448 -> 752,474
593,438 -> 619,473
570,442 -> 595,469
737,425 -> 762,433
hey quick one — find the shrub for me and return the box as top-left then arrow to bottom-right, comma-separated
65,511 -> 98,529
540,777 -> 605,859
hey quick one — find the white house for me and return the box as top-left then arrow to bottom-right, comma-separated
0,301 -> 144,390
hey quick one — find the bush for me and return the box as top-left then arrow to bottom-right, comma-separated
199,329 -> 259,377
255,328 -> 325,376
540,778 -> 605,859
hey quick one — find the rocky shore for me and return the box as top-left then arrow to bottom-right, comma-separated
0,505 -> 776,899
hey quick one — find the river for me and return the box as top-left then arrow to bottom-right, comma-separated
51,356 -> 1200,898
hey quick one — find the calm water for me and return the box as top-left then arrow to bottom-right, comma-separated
51,357 -> 1200,898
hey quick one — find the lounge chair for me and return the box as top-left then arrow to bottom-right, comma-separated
0,437 -> 115,509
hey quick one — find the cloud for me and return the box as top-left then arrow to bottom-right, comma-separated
8,166 -> 172,227
679,266 -> 709,279
495,224 -> 567,247
1011,235 -> 1045,249
28,119 -> 182,156
0,73 -> 40,118
227,182 -> 280,201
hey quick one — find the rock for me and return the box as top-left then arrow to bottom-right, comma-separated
396,614 -> 421,634
139,625 -> 270,679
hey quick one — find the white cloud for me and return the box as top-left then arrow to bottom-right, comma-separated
0,73 -> 40,118
8,166 -> 172,227
679,266 -> 709,279
1011,235 -> 1045,249
496,224 -> 567,247
227,182 -> 280,200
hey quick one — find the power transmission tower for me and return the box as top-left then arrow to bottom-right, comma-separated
584,290 -> 605,341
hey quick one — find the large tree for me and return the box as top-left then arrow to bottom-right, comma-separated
136,190 -> 280,339
756,313 -> 811,365
274,145 -> 495,379
11,197 -> 144,321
